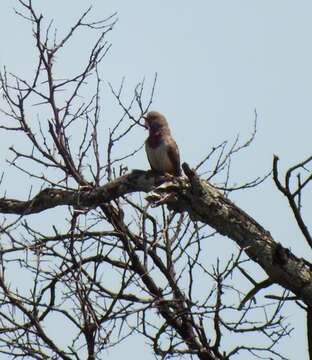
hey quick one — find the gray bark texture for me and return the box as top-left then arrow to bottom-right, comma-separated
0,166 -> 311,307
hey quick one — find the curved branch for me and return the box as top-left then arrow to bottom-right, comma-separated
273,155 -> 312,249
1,166 -> 312,309
0,170 -> 155,215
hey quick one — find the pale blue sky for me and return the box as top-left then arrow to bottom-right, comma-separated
1,0 -> 312,359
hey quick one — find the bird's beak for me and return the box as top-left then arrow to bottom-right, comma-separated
142,114 -> 148,129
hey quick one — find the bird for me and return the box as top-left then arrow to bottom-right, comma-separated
144,111 -> 181,177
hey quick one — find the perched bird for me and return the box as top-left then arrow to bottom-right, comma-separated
144,111 -> 181,176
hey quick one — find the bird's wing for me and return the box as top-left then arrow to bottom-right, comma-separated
167,140 -> 181,176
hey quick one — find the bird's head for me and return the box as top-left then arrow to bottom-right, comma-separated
143,111 -> 169,133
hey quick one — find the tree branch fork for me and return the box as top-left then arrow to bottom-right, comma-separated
1,164 -> 312,307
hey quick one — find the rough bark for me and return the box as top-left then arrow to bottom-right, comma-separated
1,168 -> 311,306
0,170 -> 154,215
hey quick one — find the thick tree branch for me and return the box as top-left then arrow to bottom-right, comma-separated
0,170 -> 155,215
174,163 -> 312,307
1,166 -> 312,309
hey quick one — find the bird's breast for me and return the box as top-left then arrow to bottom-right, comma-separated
146,132 -> 162,149
145,140 -> 174,174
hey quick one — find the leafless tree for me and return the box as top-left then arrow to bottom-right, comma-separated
0,1 -> 310,360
